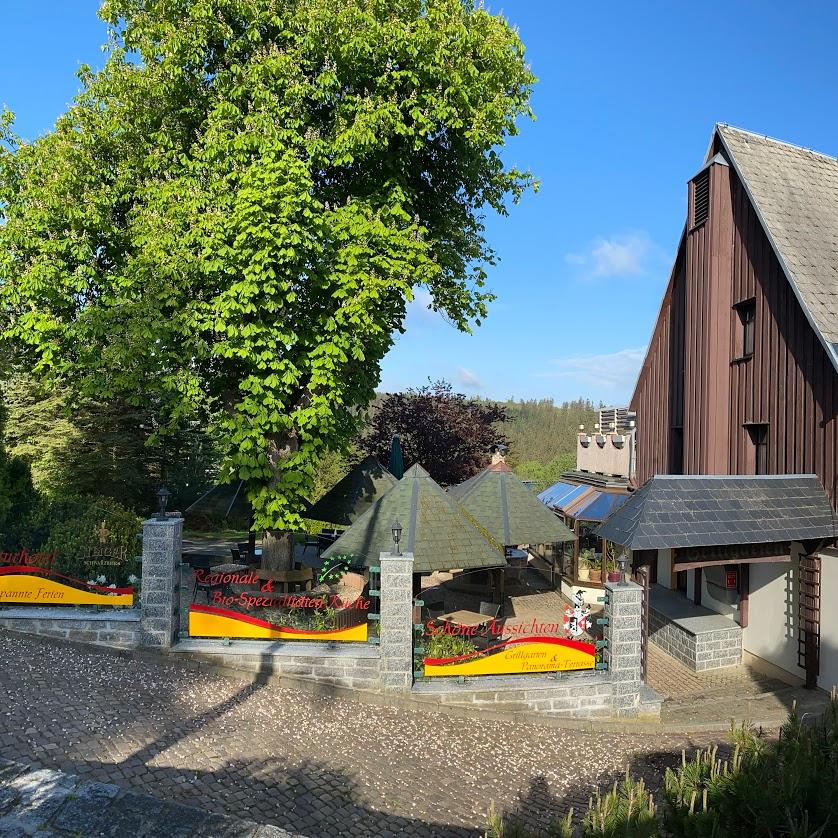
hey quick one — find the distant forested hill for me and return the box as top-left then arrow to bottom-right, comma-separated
498,397 -> 600,491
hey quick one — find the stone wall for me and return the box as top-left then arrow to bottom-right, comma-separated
378,552 -> 414,692
604,580 -> 644,716
140,516 -> 183,648
0,608 -> 140,648
171,639 -> 381,690
650,606 -> 742,671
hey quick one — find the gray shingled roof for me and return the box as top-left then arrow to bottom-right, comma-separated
321,464 -> 505,572
449,462 -> 575,546
596,474 -> 835,550
716,125 -> 838,368
303,456 -> 397,526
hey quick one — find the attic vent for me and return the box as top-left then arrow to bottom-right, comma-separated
692,169 -> 710,227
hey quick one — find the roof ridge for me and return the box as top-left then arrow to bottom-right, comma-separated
653,473 -> 820,481
717,123 -> 838,165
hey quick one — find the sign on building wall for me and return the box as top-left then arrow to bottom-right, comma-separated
187,559 -> 370,642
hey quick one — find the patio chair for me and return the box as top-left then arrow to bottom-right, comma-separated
479,601 -> 501,620
190,555 -> 227,602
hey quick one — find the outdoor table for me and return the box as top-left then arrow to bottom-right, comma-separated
210,563 -> 250,574
437,610 -> 494,628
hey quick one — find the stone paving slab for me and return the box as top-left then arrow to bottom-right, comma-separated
0,631 -> 733,836
0,757 -> 302,837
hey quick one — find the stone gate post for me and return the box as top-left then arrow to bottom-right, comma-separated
140,516 -> 183,648
379,551 -> 414,692
604,579 -> 643,716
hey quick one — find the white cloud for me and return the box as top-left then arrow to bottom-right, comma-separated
405,287 -> 438,323
566,232 -> 657,280
457,367 -> 483,389
533,347 -> 647,393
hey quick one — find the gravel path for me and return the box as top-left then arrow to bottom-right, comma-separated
0,632 -> 726,836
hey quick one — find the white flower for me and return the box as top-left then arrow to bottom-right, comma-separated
87,580 -> 97,586
96,575 -> 107,584
108,583 -> 117,589
128,574 -> 139,585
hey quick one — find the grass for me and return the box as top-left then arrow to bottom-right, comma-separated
183,528 -> 249,541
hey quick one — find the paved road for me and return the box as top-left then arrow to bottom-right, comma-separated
0,633 -> 723,837
0,757 -> 298,837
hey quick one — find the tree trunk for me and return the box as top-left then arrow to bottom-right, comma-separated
260,429 -> 300,572
261,529 -> 295,571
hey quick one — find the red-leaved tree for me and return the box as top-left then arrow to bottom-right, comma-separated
361,381 -> 507,486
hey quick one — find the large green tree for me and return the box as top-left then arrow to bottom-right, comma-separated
0,0 -> 535,564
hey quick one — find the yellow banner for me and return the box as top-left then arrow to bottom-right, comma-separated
0,573 -> 134,607
189,605 -> 368,642
423,636 -> 595,677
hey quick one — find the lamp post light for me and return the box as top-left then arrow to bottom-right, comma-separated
156,486 -> 171,521
617,552 -> 629,585
391,520 -> 403,556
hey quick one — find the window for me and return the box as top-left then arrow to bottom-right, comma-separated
669,427 -> 684,474
746,424 -> 768,474
734,298 -> 756,358
691,169 -> 710,227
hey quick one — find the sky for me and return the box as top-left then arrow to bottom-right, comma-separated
2,2 -> 838,405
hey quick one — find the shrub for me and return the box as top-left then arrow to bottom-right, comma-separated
424,630 -> 478,661
21,495 -> 141,586
485,693 -> 838,837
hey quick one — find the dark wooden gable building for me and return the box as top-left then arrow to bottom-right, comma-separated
633,125 -> 838,494
599,125 -> 838,688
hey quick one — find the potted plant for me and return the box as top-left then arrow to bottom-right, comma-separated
606,556 -> 622,583
577,550 -> 590,582
588,551 -> 602,583
579,549 -> 600,583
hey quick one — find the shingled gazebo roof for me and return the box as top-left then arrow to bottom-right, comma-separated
449,461 -> 576,547
304,456 -> 398,527
321,464 -> 505,572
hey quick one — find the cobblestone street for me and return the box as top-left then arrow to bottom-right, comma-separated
0,633 -> 730,837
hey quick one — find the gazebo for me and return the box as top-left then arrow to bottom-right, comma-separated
321,464 -> 505,576
304,456 -> 398,527
449,460 -> 575,547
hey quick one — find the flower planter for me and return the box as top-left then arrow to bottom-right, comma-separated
607,571 -> 622,583
589,570 -> 602,584
577,566 -> 591,582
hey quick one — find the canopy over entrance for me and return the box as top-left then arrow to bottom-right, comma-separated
449,461 -> 575,546
304,456 -> 398,527
322,464 -> 506,572
596,474 -> 836,551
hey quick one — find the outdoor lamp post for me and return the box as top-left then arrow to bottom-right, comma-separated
391,520 -> 403,556
156,486 -> 171,521
617,552 -> 629,585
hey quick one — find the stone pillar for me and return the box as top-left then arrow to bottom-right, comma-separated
604,579 -> 643,716
379,551 -> 414,692
140,517 -> 183,649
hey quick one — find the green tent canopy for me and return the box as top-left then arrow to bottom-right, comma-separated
448,461 -> 576,547
321,463 -> 506,572
304,455 -> 398,527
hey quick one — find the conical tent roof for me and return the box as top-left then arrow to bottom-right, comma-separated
322,463 -> 505,572
449,461 -> 576,547
304,456 -> 398,526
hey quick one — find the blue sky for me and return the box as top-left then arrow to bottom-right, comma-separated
2,2 -> 837,405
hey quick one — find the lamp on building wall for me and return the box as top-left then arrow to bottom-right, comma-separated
156,486 -> 171,521
391,520 -> 403,556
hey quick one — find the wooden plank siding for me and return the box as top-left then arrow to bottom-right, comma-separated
631,160 -> 838,511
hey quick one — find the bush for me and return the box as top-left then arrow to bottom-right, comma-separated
485,694 -> 838,837
424,630 -> 478,660
17,495 -> 141,586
